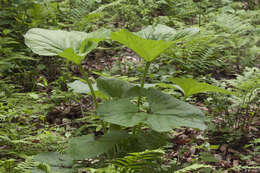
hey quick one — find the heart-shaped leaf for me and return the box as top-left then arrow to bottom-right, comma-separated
24,28 -> 110,64
145,88 -> 206,131
169,78 -> 234,97
66,131 -> 129,160
111,29 -> 174,62
24,28 -> 87,56
97,88 -> 206,132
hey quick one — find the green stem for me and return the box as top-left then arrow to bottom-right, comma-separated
134,62 -> 151,135
78,65 -> 98,109
137,62 -> 151,108
79,65 -> 107,133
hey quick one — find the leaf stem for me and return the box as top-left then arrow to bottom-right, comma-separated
78,65 -> 98,109
137,62 -> 151,108
134,61 -> 151,135
78,65 -> 107,133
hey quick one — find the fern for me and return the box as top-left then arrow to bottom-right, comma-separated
65,0 -> 125,22
167,34 -> 224,74
65,0 -> 100,21
111,149 -> 164,172
211,13 -> 253,35
236,9 -> 260,25
84,165 -> 134,173
227,67 -> 260,106
14,157 -> 37,173
91,0 -> 125,14
84,149 -> 165,173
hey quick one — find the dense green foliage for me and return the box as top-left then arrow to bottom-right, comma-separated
1,0 -> 260,172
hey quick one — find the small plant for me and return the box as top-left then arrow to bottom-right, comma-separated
226,67 -> 260,129
24,24 -> 209,172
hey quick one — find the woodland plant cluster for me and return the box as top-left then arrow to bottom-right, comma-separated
0,0 -> 260,173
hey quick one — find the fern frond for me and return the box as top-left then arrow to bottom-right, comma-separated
213,13 -> 253,35
67,0 -> 125,22
91,0 -> 125,14
14,157 -> 37,173
226,67 -> 260,106
82,149 -> 164,173
111,149 -> 165,172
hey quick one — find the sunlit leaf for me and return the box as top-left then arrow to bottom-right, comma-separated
24,28 -> 110,64
25,28 -> 87,56
169,78 -> 234,97
111,29 -> 174,62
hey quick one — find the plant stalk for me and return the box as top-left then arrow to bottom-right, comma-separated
137,62 -> 151,108
79,65 -> 107,133
78,65 -> 98,109
134,62 -> 151,135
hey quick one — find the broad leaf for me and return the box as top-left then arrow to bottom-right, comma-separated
24,28 -> 110,64
67,80 -> 98,93
111,29 -> 174,62
66,131 -> 129,160
97,88 -> 206,132
145,88 -> 206,131
24,28 -> 87,56
97,77 -> 144,98
169,78 -> 234,97
136,24 -> 200,41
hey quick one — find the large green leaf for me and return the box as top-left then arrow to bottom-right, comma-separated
111,29 -> 174,62
97,77 -> 144,98
97,88 -> 206,132
24,28 -> 110,64
136,24 -> 199,41
24,28 -> 87,56
66,131 -> 129,160
145,88 -> 206,131
169,78 -> 234,97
